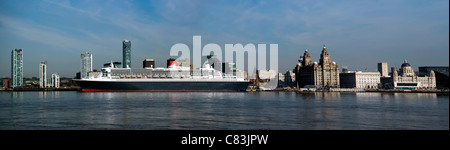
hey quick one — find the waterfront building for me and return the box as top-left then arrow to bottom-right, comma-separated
2,78 -> 10,88
433,71 -> 449,89
378,62 -> 389,77
39,61 -> 47,88
388,60 -> 436,89
418,66 -> 448,77
46,80 -> 52,88
11,48 -> 23,88
340,71 -> 380,89
143,59 -> 155,68
380,76 -> 393,89
51,73 -> 60,88
123,39 -> 131,68
390,67 -> 396,76
277,70 -> 296,88
418,66 -> 448,89
285,70 -> 296,88
60,78 -> 70,84
81,52 -> 93,79
294,45 -> 340,88
278,72 -> 286,88
75,72 -> 81,79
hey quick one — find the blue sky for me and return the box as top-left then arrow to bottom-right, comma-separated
0,0 -> 448,77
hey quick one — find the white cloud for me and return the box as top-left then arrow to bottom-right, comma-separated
0,0 -> 447,76
0,14 -> 96,50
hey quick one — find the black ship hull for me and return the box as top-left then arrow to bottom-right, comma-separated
74,80 -> 249,91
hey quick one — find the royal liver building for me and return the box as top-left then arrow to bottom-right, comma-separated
295,45 -> 340,88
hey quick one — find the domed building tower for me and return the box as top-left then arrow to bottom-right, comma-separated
302,49 -> 312,66
393,69 -> 398,82
400,59 -> 415,77
391,59 -> 436,89
318,45 -> 340,88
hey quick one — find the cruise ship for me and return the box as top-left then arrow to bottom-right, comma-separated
74,62 -> 249,92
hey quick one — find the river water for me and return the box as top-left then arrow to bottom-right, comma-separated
0,91 -> 448,130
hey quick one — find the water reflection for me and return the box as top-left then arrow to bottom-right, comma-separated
356,92 -> 382,98
394,93 -> 437,100
296,92 -> 316,101
1,91 -> 448,130
39,91 -> 46,99
51,91 -> 60,98
294,92 -> 343,101
315,92 -> 341,101
381,93 -> 391,101
168,93 -> 189,129
100,92 -> 115,101
11,92 -> 23,101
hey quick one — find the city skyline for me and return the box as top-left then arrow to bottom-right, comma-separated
0,0 -> 449,78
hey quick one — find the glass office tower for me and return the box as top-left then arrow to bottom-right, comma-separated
123,39 -> 131,68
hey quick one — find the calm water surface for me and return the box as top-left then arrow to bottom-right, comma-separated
0,91 -> 448,130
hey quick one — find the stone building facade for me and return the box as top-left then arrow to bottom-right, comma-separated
295,45 -> 340,88
389,60 -> 436,89
277,70 -> 296,88
340,71 -> 380,89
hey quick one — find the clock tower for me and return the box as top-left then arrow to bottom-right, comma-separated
319,45 -> 330,65
295,44 -> 340,88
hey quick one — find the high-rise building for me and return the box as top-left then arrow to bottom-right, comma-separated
11,48 -> 23,88
81,52 -> 93,79
51,73 -> 60,88
378,62 -> 389,77
39,61 -> 47,88
295,45 -> 340,88
123,39 -> 131,68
